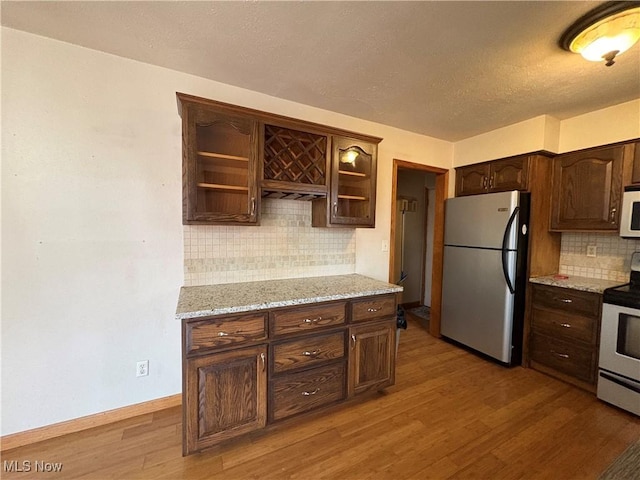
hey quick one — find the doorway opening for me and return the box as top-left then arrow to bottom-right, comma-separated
390,159 -> 448,337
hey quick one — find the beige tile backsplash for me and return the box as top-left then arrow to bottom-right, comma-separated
183,199 -> 356,286
559,233 -> 640,282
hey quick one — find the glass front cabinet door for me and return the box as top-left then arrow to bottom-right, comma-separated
327,137 -> 377,227
179,95 -> 260,225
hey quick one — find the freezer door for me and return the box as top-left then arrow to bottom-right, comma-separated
444,190 -> 520,250
441,245 -> 516,363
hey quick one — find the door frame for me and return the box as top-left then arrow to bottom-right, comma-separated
390,159 -> 449,338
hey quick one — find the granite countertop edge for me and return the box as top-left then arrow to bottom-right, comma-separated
529,274 -> 623,294
176,274 -> 403,320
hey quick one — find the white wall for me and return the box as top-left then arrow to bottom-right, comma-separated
558,99 -> 640,153
357,135 -> 453,282
2,28 -> 184,436
454,100 -> 639,167
0,27 -> 455,435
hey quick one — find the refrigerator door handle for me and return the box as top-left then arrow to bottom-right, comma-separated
501,206 -> 519,294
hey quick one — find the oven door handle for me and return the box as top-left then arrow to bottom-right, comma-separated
600,371 -> 640,394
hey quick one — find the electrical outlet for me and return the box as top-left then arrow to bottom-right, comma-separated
586,245 -> 597,257
136,360 -> 149,377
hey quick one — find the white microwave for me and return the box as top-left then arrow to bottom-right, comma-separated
620,186 -> 640,238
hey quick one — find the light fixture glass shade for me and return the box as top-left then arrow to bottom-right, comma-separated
569,7 -> 640,62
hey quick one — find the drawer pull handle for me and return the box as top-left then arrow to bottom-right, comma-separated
367,307 -> 379,312
559,323 -> 571,328
559,298 -> 572,304
551,350 -> 569,359
351,334 -> 356,349
217,331 -> 230,337
302,316 -> 322,324
302,350 -> 321,357
260,352 -> 265,371
302,388 -> 320,396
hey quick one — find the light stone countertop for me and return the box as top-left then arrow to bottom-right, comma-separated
529,275 -> 624,294
176,274 -> 403,320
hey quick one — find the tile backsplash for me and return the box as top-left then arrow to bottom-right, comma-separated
559,232 -> 640,282
183,199 -> 356,286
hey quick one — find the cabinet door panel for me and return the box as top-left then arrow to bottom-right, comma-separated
179,94 -> 260,225
184,345 -> 267,454
270,362 -> 346,421
351,295 -> 396,322
531,307 -> 598,344
455,164 -> 489,196
530,333 -> 596,383
550,146 -> 624,231
312,136 -> 377,227
270,302 -> 346,337
186,313 -> 268,355
490,157 -> 528,192
348,320 -> 395,396
272,331 -> 345,373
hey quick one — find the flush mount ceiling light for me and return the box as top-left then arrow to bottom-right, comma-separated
560,1 -> 640,66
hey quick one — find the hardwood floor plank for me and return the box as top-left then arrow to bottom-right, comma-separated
1,319 -> 638,479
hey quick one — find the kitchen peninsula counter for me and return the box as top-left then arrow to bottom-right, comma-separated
529,274 -> 622,294
176,273 -> 403,320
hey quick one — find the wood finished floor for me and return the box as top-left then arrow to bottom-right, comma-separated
2,318 -> 639,480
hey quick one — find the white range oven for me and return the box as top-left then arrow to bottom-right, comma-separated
599,253 -> 640,416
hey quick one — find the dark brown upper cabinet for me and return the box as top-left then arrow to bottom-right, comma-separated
312,137 -> 378,228
455,156 -> 529,196
177,92 -> 382,227
550,145 -> 627,231
178,94 -> 260,225
629,141 -> 640,185
261,124 -> 329,200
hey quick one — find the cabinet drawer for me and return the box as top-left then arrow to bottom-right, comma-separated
351,295 -> 396,322
270,362 -> 346,421
531,307 -> 598,344
185,313 -> 268,355
270,302 -> 346,337
272,332 -> 345,374
530,333 -> 596,383
531,284 -> 600,318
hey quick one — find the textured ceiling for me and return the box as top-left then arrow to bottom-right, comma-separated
2,1 -> 639,141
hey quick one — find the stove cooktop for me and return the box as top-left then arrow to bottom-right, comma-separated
603,283 -> 640,310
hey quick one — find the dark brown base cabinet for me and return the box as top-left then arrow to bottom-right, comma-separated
182,294 -> 397,455
528,283 -> 601,392
183,345 -> 267,454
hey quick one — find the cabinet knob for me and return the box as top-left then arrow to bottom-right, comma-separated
302,349 -> 321,357
302,388 -> 320,396
610,207 -> 617,224
489,174 -> 495,189
551,350 -> 569,359
482,176 -> 488,189
351,334 -> 356,349
302,316 -> 322,325
367,307 -> 379,312
260,352 -> 266,371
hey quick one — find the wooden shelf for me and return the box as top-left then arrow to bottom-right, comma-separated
197,182 -> 249,193
197,151 -> 249,162
338,170 -> 367,177
338,194 -> 367,201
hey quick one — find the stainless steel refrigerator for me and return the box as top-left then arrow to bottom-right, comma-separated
441,190 -> 529,366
